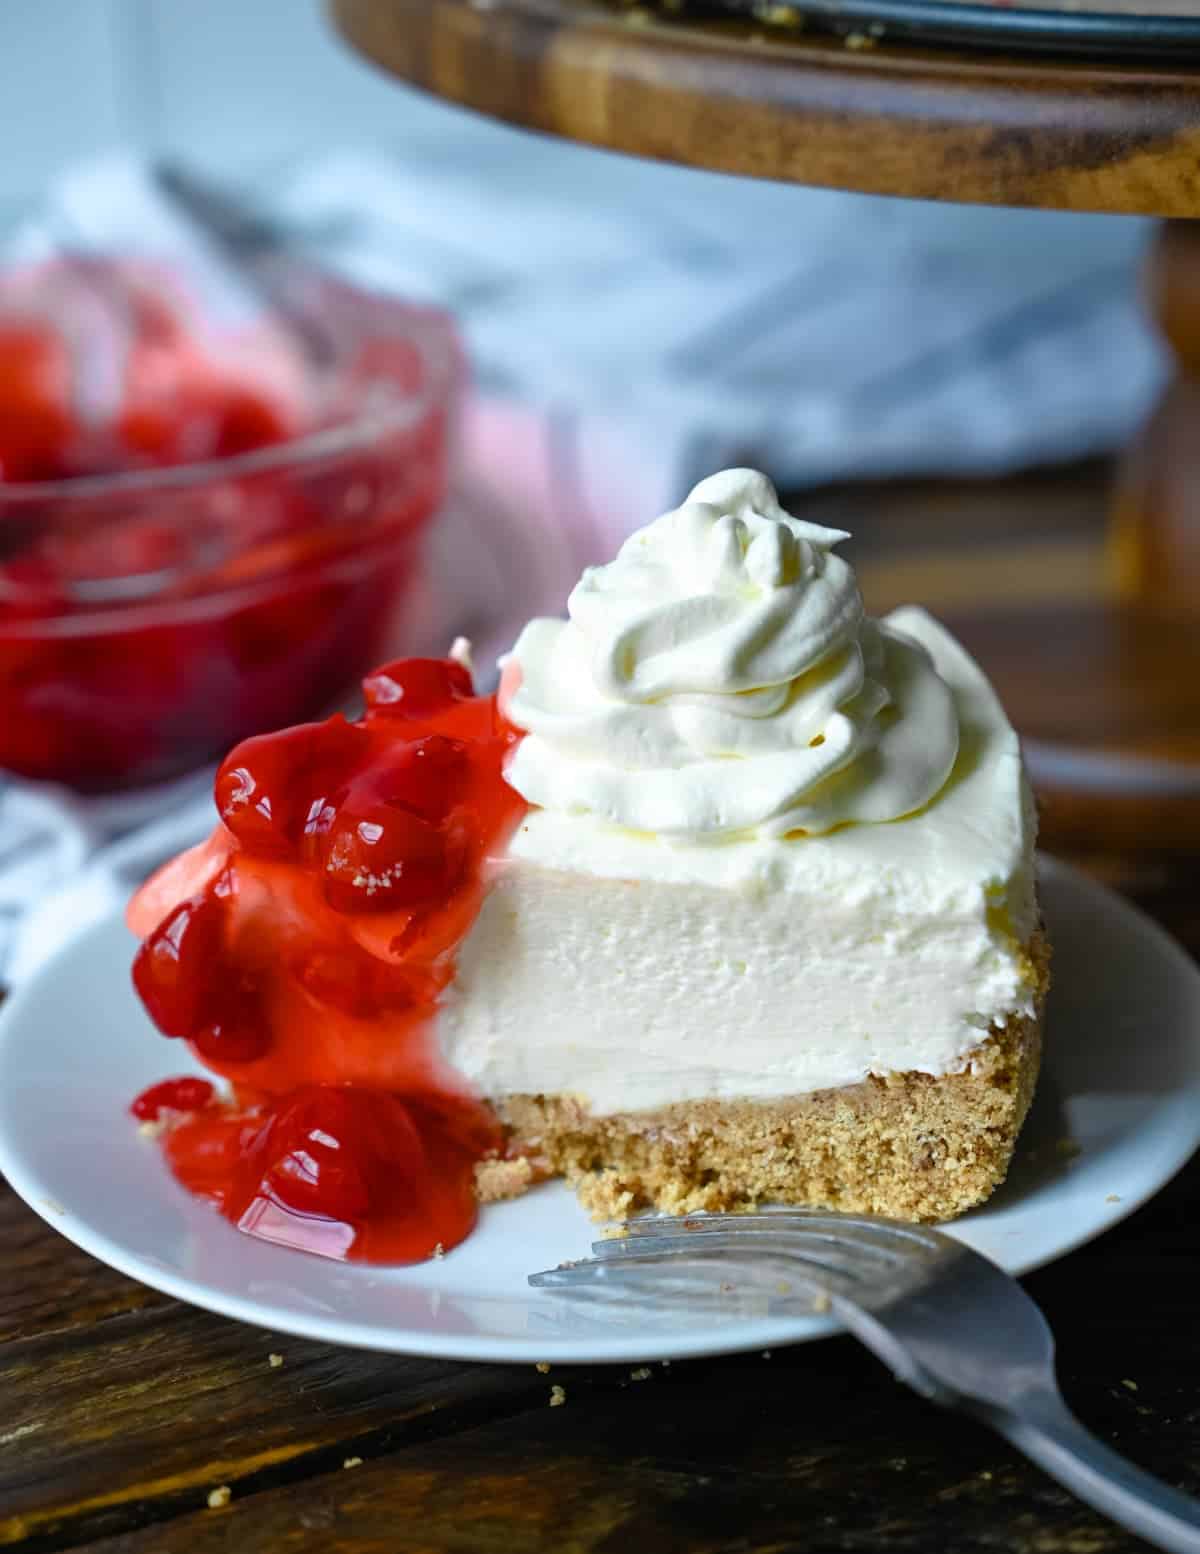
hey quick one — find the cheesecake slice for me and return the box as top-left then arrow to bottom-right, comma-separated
456,602 -> 1044,1223
127,470 -> 1046,1259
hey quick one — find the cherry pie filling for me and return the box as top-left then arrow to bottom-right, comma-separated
129,656 -> 527,1263
0,280 -> 453,790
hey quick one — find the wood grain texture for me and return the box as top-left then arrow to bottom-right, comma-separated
6,1157 -> 1200,1554
0,1190 -> 546,1550
0,1189 -> 169,1346
330,0 -> 1200,215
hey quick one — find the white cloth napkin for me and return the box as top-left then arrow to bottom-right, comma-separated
0,151 -> 1166,986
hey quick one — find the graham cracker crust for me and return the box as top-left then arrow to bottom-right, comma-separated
479,932 -> 1049,1225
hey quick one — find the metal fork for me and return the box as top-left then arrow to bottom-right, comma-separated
530,1210 -> 1200,1554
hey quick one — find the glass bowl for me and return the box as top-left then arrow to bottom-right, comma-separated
0,283 -> 460,792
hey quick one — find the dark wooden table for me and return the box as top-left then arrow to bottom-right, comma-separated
4,463 -> 1200,1554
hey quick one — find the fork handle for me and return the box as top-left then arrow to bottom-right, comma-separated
985,1399 -> 1200,1554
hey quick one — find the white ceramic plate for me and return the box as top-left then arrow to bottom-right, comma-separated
1,856 -> 1198,1365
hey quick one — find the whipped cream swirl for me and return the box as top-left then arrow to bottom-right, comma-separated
502,470 -> 959,839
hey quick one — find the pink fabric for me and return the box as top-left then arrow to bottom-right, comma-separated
408,393 -> 670,682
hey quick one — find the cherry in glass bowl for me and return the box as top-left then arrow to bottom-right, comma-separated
0,272 -> 460,791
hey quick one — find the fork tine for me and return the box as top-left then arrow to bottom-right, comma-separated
615,1212 -> 907,1261
529,1249 -> 855,1308
597,1221 -> 911,1256
597,1237 -> 871,1279
530,1242 -> 865,1297
528,1280 -> 841,1325
528,1256 -> 784,1291
620,1212 -> 947,1261
588,1231 -> 882,1282
622,1210 -> 881,1235
626,1207 -> 941,1227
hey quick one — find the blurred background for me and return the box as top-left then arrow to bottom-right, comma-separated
0,0 -> 509,207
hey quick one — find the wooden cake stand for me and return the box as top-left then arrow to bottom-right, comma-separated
331,0 -> 1200,862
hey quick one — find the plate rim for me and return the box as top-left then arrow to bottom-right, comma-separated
1,854 -> 1198,1364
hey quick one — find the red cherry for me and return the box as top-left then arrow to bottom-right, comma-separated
362,658 -> 473,720
163,1107 -> 265,1208
211,385 -> 292,458
320,804 -> 459,915
192,975 -> 270,1065
293,947 -> 419,1020
215,715 -> 365,858
377,734 -> 469,822
0,325 -> 76,482
238,1088 -> 425,1224
130,1077 -> 216,1121
293,947 -> 372,1019
192,1020 -> 269,1065
132,894 -> 225,1038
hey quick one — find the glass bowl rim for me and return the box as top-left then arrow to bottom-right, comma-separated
0,306 -> 459,507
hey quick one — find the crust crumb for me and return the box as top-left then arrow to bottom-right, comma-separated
474,1152 -> 550,1203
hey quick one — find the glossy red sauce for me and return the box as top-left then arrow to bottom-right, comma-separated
130,1077 -> 216,1121
130,656 -> 527,1263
